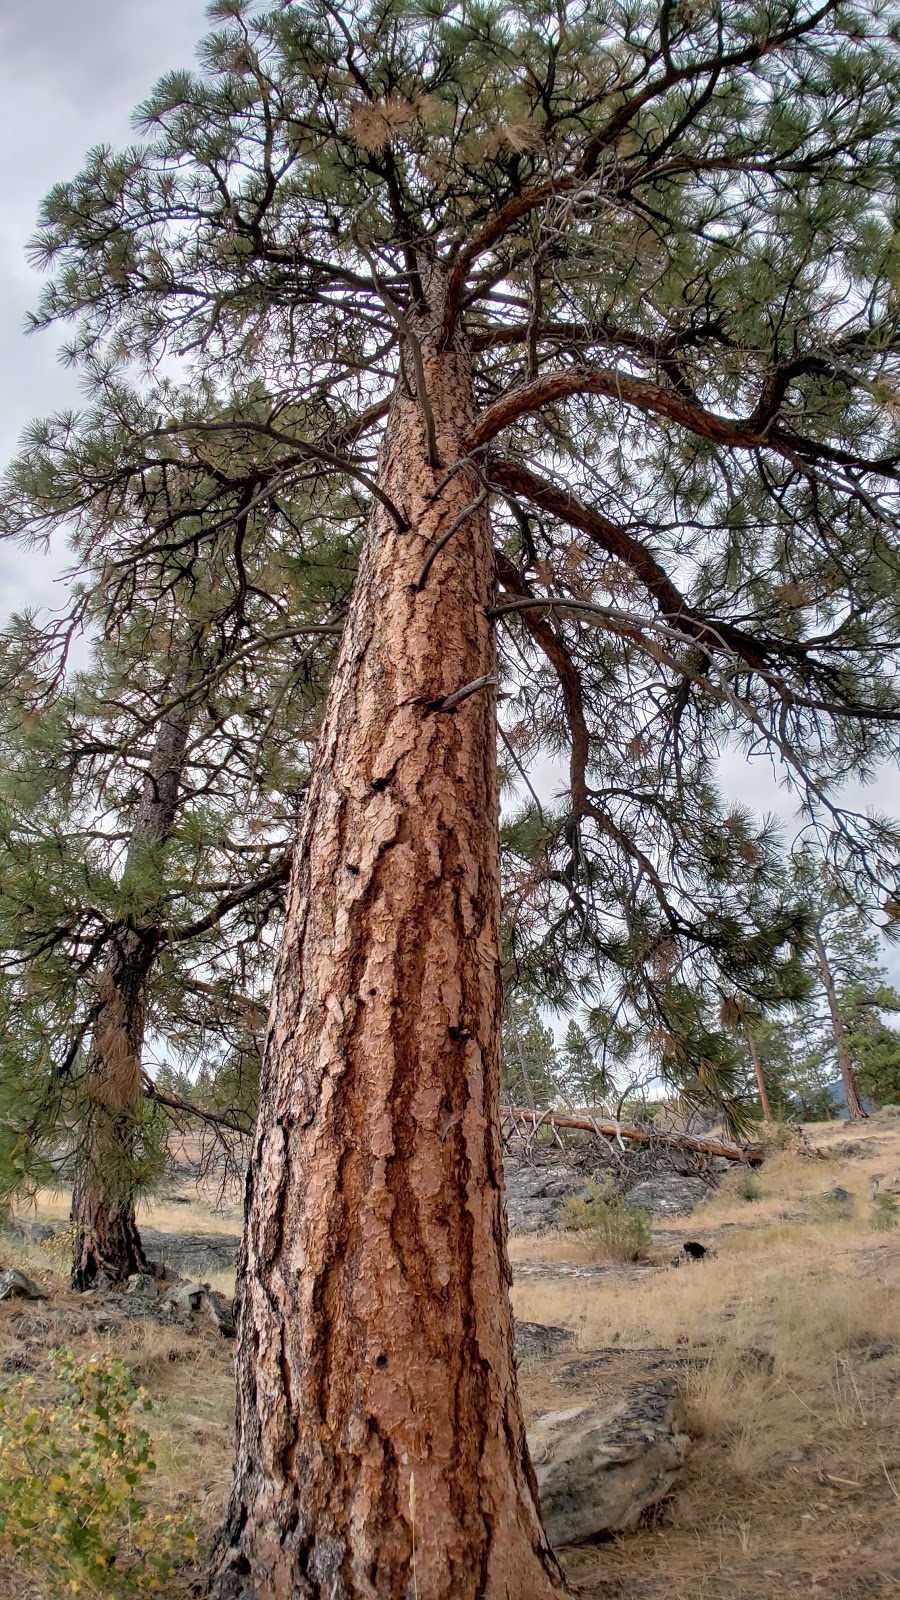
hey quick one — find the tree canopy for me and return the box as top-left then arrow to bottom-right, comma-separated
12,0 -> 900,1120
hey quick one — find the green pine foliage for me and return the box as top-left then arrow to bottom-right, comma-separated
0,386 -> 348,1212
7,0 -> 900,1132
801,881 -> 900,1107
559,1018 -> 612,1107
500,990 -> 559,1108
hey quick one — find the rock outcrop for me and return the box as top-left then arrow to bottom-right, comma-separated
0,1268 -> 49,1302
502,1150 -> 713,1233
504,1160 -> 589,1233
514,1321 -> 577,1362
623,1174 -> 710,1218
528,1378 -> 690,1545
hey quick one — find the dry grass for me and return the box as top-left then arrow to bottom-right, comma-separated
3,1115 -> 900,1598
17,1187 -> 240,1236
507,1229 -> 602,1266
512,1226 -> 900,1359
520,1114 -> 900,1599
20,1190 -> 238,1235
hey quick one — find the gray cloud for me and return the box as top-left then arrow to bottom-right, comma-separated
0,0 -> 210,612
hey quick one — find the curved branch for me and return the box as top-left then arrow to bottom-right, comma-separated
469,364 -> 898,482
161,852 -> 292,944
488,457 -> 768,667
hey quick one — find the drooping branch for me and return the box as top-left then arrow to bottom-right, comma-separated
494,552 -> 676,912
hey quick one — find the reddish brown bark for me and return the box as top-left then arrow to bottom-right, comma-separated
814,928 -> 868,1122
211,321 -> 564,1599
71,1176 -> 150,1291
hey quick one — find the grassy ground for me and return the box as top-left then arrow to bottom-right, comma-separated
2,1115 -> 899,1597
513,1114 -> 900,1597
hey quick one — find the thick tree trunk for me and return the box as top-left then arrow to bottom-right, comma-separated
745,1025 -> 773,1121
211,326 -> 564,1599
814,929 -> 868,1122
71,1170 -> 151,1291
72,663 -> 193,1289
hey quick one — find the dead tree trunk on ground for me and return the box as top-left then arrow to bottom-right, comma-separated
501,1105 -> 765,1165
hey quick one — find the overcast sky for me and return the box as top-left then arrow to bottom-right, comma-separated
0,0 -> 210,614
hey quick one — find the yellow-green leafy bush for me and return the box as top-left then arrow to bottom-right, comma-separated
0,1347 -> 196,1596
559,1177 -> 653,1261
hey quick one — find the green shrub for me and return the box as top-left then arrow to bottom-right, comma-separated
0,1347 -> 197,1596
559,1178 -> 653,1261
736,1175 -> 762,1203
871,1196 -> 899,1230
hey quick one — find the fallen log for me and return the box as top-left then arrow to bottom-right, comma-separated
501,1105 -> 764,1166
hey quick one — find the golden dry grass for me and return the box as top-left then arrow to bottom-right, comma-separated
514,1115 -> 900,1599
20,1186 -> 240,1236
3,1115 -> 900,1598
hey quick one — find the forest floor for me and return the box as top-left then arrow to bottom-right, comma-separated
2,1114 -> 900,1597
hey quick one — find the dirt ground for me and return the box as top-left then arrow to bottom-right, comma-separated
2,1114 -> 900,1597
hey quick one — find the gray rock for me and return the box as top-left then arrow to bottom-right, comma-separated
140,1227 -> 239,1276
161,1279 -> 204,1315
2,1349 -> 38,1374
504,1161 -> 590,1234
528,1379 -> 690,1546
830,1140 -> 880,1159
857,1341 -> 896,1363
555,1350 -> 706,1386
203,1288 -> 236,1338
2,1218 -> 55,1245
0,1268 -> 49,1302
13,1307 -> 89,1340
821,1185 -> 854,1207
514,1321 -> 576,1362
92,1310 -> 124,1333
124,1273 -> 158,1300
624,1174 -> 710,1218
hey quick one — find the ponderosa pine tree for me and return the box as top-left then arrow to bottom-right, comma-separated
0,386 -> 349,1285
17,2 -> 900,1592
791,859 -> 900,1116
500,990 -> 558,1108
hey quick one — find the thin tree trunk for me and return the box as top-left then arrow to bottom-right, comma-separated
72,662 -> 193,1289
508,1000 -> 539,1115
211,321 -> 563,1599
745,1024 -> 773,1121
813,928 -> 868,1122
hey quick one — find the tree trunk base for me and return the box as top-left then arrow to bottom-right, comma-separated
71,1188 -> 150,1291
